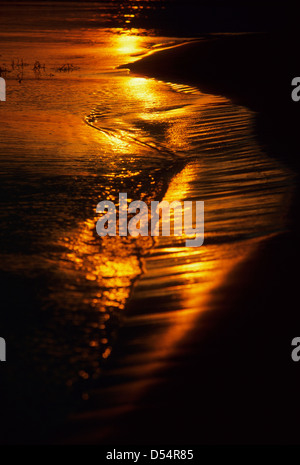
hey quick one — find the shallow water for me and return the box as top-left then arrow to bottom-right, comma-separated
0,2 -> 295,429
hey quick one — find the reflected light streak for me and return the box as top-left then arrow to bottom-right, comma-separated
123,159 -> 264,398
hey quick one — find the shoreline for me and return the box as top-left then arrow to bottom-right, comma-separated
52,33 -> 300,445
95,33 -> 300,444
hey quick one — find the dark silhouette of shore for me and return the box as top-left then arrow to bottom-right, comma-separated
122,33 -> 300,167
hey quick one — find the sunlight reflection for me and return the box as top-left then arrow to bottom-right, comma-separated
114,33 -> 144,55
127,162 -> 263,388
124,76 -> 161,109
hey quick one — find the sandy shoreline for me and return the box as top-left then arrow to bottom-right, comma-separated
114,33 -> 300,444
54,34 -> 300,444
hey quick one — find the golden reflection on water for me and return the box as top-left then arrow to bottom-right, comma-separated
115,95 -> 293,401
126,77 -> 159,107
70,67 -> 292,391
114,33 -> 144,55
10,24 -> 291,392
127,163 -> 261,371
0,11 -> 296,441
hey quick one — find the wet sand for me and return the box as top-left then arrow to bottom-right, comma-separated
115,34 -> 300,445
114,35 -> 300,444
63,232 -> 300,444
56,34 -> 300,444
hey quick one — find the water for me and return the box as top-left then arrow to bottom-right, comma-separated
0,1 -> 295,437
